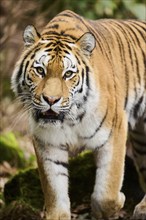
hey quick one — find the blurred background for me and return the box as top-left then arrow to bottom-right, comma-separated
0,0 -> 146,218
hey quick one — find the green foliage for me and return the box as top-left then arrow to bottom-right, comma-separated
4,169 -> 43,210
123,0 -> 146,20
37,0 -> 146,20
0,132 -> 26,168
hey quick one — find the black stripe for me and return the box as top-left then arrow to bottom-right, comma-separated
42,31 -> 77,41
83,65 -> 90,102
95,125 -> 113,150
93,26 -> 113,66
16,44 -> 40,84
54,160 -> 68,168
48,24 -> 59,29
46,42 -> 54,47
63,49 -> 71,55
45,158 -> 68,168
85,66 -> 90,89
95,109 -> 116,150
70,16 -> 106,56
110,22 -> 130,108
17,84 -> 22,94
60,144 -> 68,151
57,172 -> 68,177
121,25 -> 142,90
87,25 -> 105,55
125,23 -> 143,51
24,60 -> 29,74
129,21 -> 146,42
133,96 -> 144,119
80,107 -> 108,139
133,48 -> 141,86
59,13 -> 73,18
130,20 -> 146,28
60,33 -> 77,40
30,53 -> 35,59
142,50 -> 146,90
97,23 -> 114,67
126,24 -> 144,87
78,69 -> 84,93
49,19 -> 66,25
16,63 -> 23,85
43,31 -> 60,36
75,55 -> 81,65
76,111 -> 86,122
64,44 -> 72,50
45,48 -> 53,52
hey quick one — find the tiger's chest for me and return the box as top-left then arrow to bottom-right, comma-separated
30,110 -> 110,152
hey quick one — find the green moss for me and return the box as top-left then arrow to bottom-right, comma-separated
0,132 -> 26,168
4,169 -> 43,210
69,151 -> 95,206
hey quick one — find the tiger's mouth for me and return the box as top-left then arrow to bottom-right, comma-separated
35,109 -> 64,122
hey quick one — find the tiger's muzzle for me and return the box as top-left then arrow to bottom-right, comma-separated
33,95 -> 65,123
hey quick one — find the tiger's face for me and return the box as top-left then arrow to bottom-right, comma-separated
12,25 -> 96,126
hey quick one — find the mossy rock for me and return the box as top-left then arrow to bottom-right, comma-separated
4,168 -> 43,210
0,132 -> 26,168
69,151 -> 95,206
3,151 -> 95,210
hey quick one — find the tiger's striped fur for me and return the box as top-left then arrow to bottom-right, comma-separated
11,10 -> 146,220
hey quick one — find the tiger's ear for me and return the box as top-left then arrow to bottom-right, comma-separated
77,32 -> 96,56
23,25 -> 40,47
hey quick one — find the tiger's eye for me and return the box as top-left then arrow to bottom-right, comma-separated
36,67 -> 45,76
64,71 -> 73,79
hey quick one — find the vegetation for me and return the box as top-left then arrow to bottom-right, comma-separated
0,132 -> 26,168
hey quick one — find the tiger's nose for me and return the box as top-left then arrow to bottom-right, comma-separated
43,95 -> 61,106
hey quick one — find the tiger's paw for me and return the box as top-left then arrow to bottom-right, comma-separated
132,196 -> 146,220
44,211 -> 71,220
91,192 -> 125,219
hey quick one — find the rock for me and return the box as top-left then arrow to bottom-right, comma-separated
4,168 -> 43,210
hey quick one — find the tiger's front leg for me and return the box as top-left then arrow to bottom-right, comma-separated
33,138 -> 71,220
91,115 -> 127,219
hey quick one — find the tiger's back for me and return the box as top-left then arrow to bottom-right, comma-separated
42,11 -> 146,126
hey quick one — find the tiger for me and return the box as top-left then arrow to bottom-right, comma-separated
11,10 -> 146,220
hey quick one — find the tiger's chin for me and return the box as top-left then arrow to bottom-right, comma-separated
33,109 -> 65,124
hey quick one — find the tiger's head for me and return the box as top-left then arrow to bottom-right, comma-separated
12,25 -> 97,127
